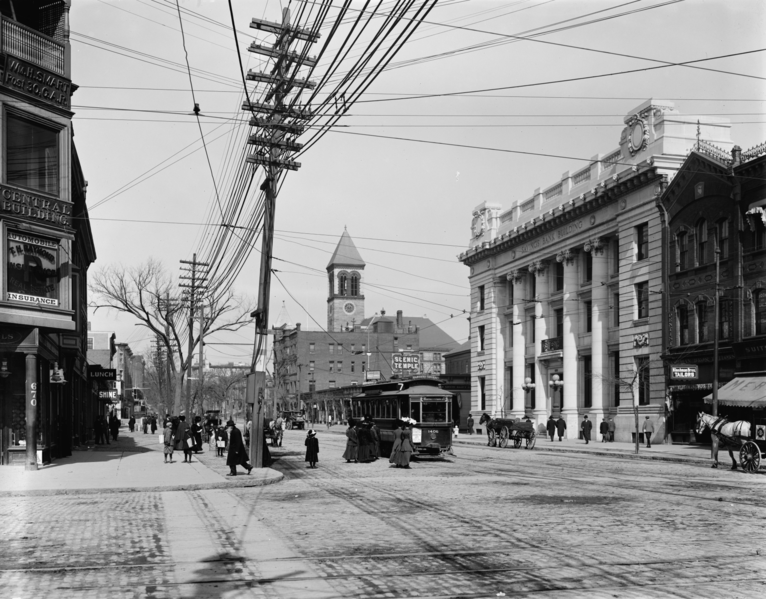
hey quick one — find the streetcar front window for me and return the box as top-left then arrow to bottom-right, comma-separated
421,400 -> 448,423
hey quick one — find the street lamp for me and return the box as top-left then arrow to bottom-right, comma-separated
521,377 -> 535,393
549,374 -> 563,415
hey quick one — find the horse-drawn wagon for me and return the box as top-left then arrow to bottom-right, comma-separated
697,412 -> 765,472
479,413 -> 536,449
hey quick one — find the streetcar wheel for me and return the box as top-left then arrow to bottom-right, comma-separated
739,441 -> 761,473
488,429 -> 497,447
499,426 -> 509,448
526,432 -> 536,450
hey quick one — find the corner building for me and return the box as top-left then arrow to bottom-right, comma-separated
459,100 -> 733,441
0,2 -> 95,468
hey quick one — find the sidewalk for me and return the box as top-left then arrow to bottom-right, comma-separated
321,425 -> 714,465
0,427 -> 283,497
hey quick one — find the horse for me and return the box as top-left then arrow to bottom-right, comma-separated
479,413 -> 519,447
696,412 -> 751,470
478,413 -> 496,446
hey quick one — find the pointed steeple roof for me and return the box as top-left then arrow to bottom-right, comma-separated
327,227 -> 365,269
273,301 -> 293,328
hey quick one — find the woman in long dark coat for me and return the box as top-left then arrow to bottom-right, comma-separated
357,423 -> 372,463
304,429 -> 319,468
174,415 -> 190,457
226,420 -> 252,476
342,419 -> 358,463
370,421 -> 381,460
191,416 -> 204,453
390,421 -> 415,468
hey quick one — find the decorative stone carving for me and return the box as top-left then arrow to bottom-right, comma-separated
528,260 -> 549,276
506,270 -> 526,284
471,210 -> 488,239
583,237 -> 606,256
556,249 -> 579,265
626,114 -> 649,156
746,207 -> 766,230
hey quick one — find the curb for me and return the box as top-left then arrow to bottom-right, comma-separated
0,469 -> 284,497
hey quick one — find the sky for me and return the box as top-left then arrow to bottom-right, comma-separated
73,0 -> 766,367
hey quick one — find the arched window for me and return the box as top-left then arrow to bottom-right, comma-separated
696,219 -> 707,265
338,273 -> 348,296
328,272 -> 334,295
716,219 -> 729,259
677,231 -> 688,270
350,273 -> 360,296
677,304 -> 690,345
756,290 -> 766,336
696,302 -> 710,343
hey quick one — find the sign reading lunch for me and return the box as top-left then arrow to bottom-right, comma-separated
3,56 -> 71,110
518,219 -> 585,254
0,184 -> 73,228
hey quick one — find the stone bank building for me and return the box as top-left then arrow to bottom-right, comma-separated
459,100 -> 735,442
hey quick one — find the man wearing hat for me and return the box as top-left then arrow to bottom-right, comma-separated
580,414 -> 592,444
467,414 -> 474,435
226,420 -> 253,476
642,416 -> 655,448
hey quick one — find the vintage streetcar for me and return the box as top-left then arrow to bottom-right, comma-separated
349,378 -> 453,459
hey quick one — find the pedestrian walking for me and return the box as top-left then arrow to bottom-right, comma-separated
175,415 -> 192,461
305,429 -> 319,468
467,414 -> 475,435
192,416 -> 204,453
600,418 -> 609,443
555,416 -> 566,441
642,416 -> 655,448
128,416 -> 135,432
142,415 -> 148,434
215,425 -> 228,457
547,415 -> 556,442
150,415 -> 157,434
580,415 -> 592,444
608,417 -> 616,442
369,418 -> 381,460
390,420 -> 415,469
163,421 -> 174,463
225,420 -> 253,476
274,415 -> 284,447
342,419 -> 358,463
109,414 -> 120,441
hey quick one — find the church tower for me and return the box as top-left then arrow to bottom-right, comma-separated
327,228 -> 365,332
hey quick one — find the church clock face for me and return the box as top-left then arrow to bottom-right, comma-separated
343,301 -> 356,315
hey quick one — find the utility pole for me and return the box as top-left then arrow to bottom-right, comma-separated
179,253 -> 209,417
243,8 -> 318,468
198,302 -> 206,414
711,246 -> 721,459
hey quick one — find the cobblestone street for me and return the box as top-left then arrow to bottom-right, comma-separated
2,429 -> 765,599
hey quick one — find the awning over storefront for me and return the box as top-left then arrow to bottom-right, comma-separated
703,377 -> 766,408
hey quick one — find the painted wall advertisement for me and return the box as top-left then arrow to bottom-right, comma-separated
6,231 -> 59,306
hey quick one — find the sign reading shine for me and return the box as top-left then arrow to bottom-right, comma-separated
670,364 -> 698,380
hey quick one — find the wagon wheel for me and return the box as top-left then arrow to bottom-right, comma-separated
499,426 -> 510,448
526,432 -> 536,450
739,441 -> 761,473
286,421 -> 293,430
488,428 -> 497,447
512,432 -> 522,449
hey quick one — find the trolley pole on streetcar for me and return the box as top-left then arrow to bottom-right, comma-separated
243,7 -> 318,467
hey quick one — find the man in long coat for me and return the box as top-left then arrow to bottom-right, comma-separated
555,416 -> 566,441
546,416 -> 556,442
226,420 -> 253,476
580,415 -> 593,444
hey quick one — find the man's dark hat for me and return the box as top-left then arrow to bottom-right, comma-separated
226,420 -> 235,427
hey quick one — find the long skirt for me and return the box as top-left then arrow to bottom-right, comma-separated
357,444 -> 372,463
342,443 -> 357,461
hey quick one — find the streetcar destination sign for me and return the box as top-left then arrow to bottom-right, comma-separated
670,364 -> 698,380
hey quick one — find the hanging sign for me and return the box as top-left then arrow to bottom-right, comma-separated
670,364 -> 698,380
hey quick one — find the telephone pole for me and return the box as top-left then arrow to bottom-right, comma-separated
179,253 -> 209,417
243,8 -> 318,467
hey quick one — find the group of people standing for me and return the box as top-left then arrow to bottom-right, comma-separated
341,417 -> 415,469
128,414 -> 158,435
93,414 -> 121,445
160,415 -> 206,463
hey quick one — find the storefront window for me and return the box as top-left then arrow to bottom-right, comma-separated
6,114 -> 59,195
6,231 -> 60,306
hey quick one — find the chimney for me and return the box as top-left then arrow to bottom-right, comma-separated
296,323 -> 301,331
731,145 -> 742,167
396,310 -> 403,328
381,308 -> 386,316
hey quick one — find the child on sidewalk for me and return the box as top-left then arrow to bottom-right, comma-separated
305,429 -> 319,469
163,422 -> 174,463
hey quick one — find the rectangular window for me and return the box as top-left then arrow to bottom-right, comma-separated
87,337 -> 94,350
362,361 -> 366,373
530,315 -> 536,343
328,361 -> 334,373
679,305 -> 690,345
393,337 -> 398,351
337,345 -> 343,356
362,344 -> 366,354
508,280 -> 514,307
635,223 -> 648,261
720,299 -> 732,340
555,261 -> 564,292
329,380 -> 336,389
678,232 -> 688,270
351,361 -> 355,373
478,285 -> 485,311
555,308 -> 564,338
6,231 -> 60,306
479,376 -> 486,411
635,282 -> 649,319
6,113 -> 59,195
337,361 -> 342,373
717,219 -> 729,259
350,343 -> 355,353
478,325 -> 485,351
507,366 -> 513,411
529,274 -> 536,300
584,251 -> 593,282
585,301 -> 592,333
637,357 -> 650,405
613,293 -> 620,327
309,361 -> 315,372
611,238 -> 620,274
613,351 -> 621,406
406,344 -> 412,351
309,343 -> 315,354
583,356 -> 592,408
697,303 -> 709,343
329,344 -> 334,355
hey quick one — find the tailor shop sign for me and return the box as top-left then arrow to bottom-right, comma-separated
3,56 -> 71,110
1,184 -> 72,229
517,219 -> 585,254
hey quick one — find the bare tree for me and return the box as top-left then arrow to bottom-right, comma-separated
90,260 -> 255,417
205,367 -> 248,420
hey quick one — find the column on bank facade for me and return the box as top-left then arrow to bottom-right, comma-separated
558,249 -> 580,432
586,237 -> 608,426
490,278 -> 507,416
530,260 -> 549,425
507,270 -> 527,419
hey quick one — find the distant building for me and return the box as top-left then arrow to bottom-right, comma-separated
274,230 -> 458,411
459,99 -> 736,442
660,141 -> 766,442
441,340 -> 471,429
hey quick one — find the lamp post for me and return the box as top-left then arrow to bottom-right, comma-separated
521,377 -> 535,416
549,374 -> 563,416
